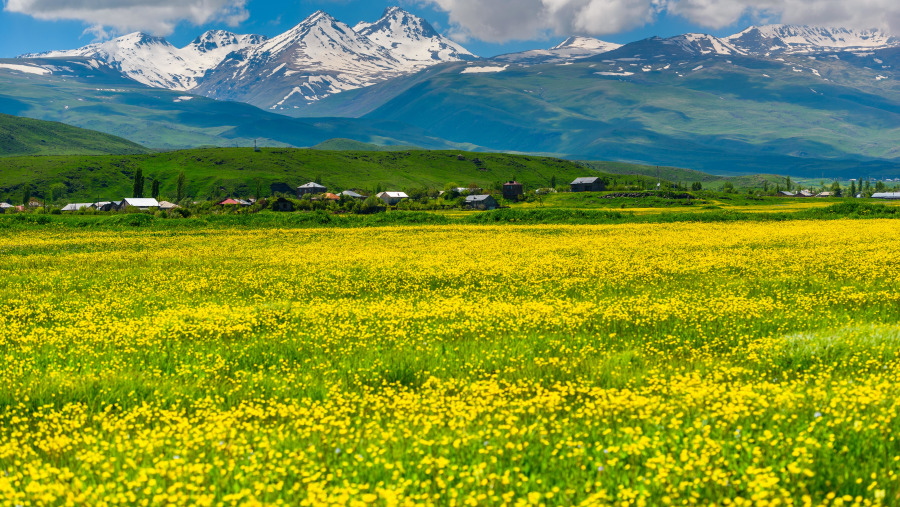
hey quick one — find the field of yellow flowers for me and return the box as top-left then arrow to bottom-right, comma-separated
1,220 -> 899,506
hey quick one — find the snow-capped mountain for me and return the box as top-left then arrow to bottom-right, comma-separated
664,34 -> 745,56
20,7 -> 475,109
193,11 -> 412,109
354,6 -> 476,66
727,25 -> 900,54
22,31 -> 265,91
493,36 -> 621,64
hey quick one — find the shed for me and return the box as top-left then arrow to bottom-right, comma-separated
872,192 -> 900,200
121,198 -> 160,210
502,181 -> 524,200
158,201 -> 180,210
816,192 -> 833,198
376,191 -> 409,205
465,194 -> 499,210
570,177 -> 605,192
271,197 -> 295,212
298,182 -> 327,197
61,203 -> 94,212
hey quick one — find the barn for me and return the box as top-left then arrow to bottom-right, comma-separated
570,177 -> 605,192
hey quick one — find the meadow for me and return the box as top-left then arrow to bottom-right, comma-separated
1,219 -> 899,505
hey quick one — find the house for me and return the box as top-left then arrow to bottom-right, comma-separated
323,193 -> 340,201
27,199 -> 43,208
270,197 -> 295,212
778,191 -> 796,197
94,201 -> 120,212
376,191 -> 409,205
816,192 -> 833,198
872,192 -> 900,200
570,177 -> 605,192
217,198 -> 242,206
121,197 -> 160,210
465,194 -> 499,210
297,182 -> 327,197
0,203 -> 11,213
502,181 -> 524,200
61,203 -> 94,212
340,190 -> 365,199
797,190 -> 815,197
234,199 -> 252,206
158,201 -> 180,210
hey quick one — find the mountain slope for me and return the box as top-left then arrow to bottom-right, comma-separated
728,25 -> 900,55
0,57 -> 468,151
492,37 -> 621,65
0,113 -> 149,156
355,7 -> 476,65
295,34 -> 900,177
23,31 -> 265,91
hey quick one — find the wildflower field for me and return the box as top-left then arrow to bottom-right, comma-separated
1,219 -> 899,506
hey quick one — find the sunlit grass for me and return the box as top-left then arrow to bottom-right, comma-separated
0,221 -> 898,505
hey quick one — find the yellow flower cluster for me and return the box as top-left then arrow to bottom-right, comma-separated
0,221 -> 898,505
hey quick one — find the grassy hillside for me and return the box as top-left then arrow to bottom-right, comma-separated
0,113 -> 149,157
311,138 -> 422,151
0,147 -> 607,202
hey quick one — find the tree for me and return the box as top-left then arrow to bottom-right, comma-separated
375,183 -> 382,194
255,179 -> 262,201
50,183 -> 67,203
722,182 -> 735,193
151,179 -> 160,199
22,185 -> 31,206
691,182 -> 703,191
830,180 -> 842,197
763,180 -> 769,192
315,174 -> 322,184
176,171 -> 186,202
550,175 -> 556,189
133,168 -> 144,198
785,176 -> 792,191
849,180 -> 857,196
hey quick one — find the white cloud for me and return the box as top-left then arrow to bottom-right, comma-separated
414,0 -> 900,42
3,0 -> 249,37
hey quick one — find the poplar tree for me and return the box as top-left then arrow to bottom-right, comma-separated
133,169 -> 144,198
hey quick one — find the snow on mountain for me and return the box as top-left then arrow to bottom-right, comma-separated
727,25 -> 900,54
354,7 -> 476,67
193,11 -> 411,109
492,36 -> 621,64
21,30 -> 265,91
664,34 -> 745,56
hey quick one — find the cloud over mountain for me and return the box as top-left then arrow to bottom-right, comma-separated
3,0 -> 249,36
416,0 -> 900,42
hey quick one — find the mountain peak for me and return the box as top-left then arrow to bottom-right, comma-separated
355,6 -> 475,64
727,24 -> 900,54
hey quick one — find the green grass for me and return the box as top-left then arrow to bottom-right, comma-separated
0,147 -> 611,202
311,138 -> 421,151
0,113 -> 149,157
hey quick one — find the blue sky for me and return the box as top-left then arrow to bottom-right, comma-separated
0,0 -> 760,58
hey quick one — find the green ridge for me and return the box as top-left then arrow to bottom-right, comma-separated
0,113 -> 149,157
0,147 -> 613,202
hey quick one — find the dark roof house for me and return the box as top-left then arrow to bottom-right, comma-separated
570,177 -> 605,192
465,194 -> 499,210
298,182 -> 327,196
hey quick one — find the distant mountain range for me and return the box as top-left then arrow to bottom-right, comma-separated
22,7 -> 476,111
5,9 -> 900,178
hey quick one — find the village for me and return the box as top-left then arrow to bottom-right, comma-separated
2,176 -> 900,215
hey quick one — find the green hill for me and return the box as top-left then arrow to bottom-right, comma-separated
311,138 -> 421,151
0,147 -> 612,203
0,113 -> 149,157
